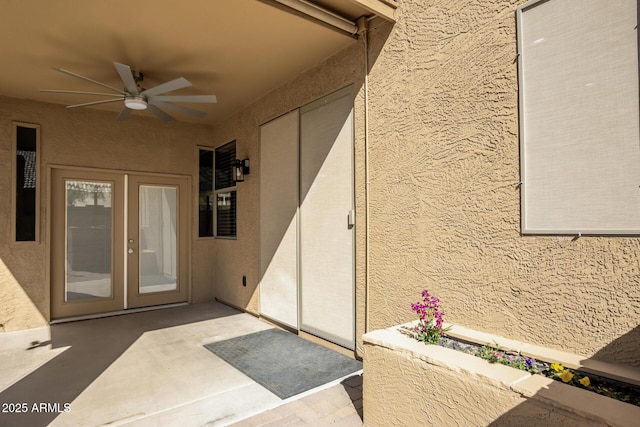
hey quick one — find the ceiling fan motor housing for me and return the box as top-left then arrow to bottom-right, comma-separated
133,70 -> 144,83
132,70 -> 144,92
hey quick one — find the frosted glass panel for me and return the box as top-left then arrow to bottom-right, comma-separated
65,180 -> 112,301
139,185 -> 177,294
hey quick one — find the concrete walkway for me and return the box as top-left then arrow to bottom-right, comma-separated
229,375 -> 363,427
0,302 -> 363,427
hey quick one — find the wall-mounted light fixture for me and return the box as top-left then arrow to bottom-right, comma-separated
234,159 -> 250,182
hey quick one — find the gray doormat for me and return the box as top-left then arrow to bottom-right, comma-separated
204,328 -> 362,399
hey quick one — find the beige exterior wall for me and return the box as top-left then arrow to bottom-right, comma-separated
363,0 -> 640,365
2,0 -> 638,370
206,40 -> 368,329
0,96 -> 215,331
212,0 -> 639,365
363,326 -> 639,426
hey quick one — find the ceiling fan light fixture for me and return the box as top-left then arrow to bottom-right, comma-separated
125,96 -> 147,110
43,62 -> 216,121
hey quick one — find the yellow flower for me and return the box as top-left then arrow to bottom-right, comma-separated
559,370 -> 574,383
579,376 -> 590,387
550,363 -> 564,372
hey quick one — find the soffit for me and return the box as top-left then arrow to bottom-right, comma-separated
0,0 -> 394,126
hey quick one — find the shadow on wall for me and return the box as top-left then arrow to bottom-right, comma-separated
0,303 -> 237,426
253,20 -> 395,335
591,324 -> 640,368
0,252 -> 48,331
257,18 -> 394,287
488,324 -> 640,426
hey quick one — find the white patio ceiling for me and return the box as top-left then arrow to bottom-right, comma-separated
0,0 -> 394,125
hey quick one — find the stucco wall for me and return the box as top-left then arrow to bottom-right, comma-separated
206,0 -> 640,365
364,344 -> 529,427
0,97 -> 215,331
3,0 -> 638,369
364,0 -> 640,365
206,40 -> 368,333
363,327 -> 637,426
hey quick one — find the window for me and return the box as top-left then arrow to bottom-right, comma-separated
215,141 -> 237,238
13,123 -> 39,242
199,142 -> 237,238
198,149 -> 214,237
518,0 -> 640,234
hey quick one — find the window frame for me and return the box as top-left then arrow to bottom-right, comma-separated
12,122 -> 40,244
214,140 -> 237,239
517,0 -> 640,235
197,147 -> 215,239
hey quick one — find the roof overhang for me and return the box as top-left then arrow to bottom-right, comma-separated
0,0 -> 396,125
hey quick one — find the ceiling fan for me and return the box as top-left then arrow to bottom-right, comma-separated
41,62 -> 217,122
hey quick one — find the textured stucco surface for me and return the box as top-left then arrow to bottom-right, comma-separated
361,329 -> 632,427
364,0 -> 640,365
362,344 -> 597,427
2,0 -> 639,371
0,97 -> 215,331
180,0 -> 640,364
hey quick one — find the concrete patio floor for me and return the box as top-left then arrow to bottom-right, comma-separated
0,302 -> 363,426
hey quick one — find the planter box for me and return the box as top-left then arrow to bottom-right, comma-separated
363,324 -> 640,427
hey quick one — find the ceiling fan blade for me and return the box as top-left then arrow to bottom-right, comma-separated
53,67 -> 126,95
149,95 -> 217,103
149,100 -> 207,118
66,98 -> 123,108
147,104 -> 174,122
141,77 -> 191,97
114,62 -> 139,95
41,89 -> 121,96
116,107 -> 132,121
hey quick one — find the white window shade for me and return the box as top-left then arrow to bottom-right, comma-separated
518,0 -> 640,234
259,110 -> 299,329
299,89 -> 355,349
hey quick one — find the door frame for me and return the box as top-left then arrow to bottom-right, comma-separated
126,173 -> 190,309
258,86 -> 356,349
47,165 -> 192,321
298,87 -> 356,350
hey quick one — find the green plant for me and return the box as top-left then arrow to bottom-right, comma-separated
476,343 -> 539,374
411,291 -> 640,407
474,344 -> 639,406
411,290 -> 450,345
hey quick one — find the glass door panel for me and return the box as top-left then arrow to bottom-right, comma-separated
51,169 -> 125,319
127,175 -> 189,309
51,169 -> 189,319
138,185 -> 177,294
65,180 -> 113,301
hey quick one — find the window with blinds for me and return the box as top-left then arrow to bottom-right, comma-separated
214,141 -> 237,238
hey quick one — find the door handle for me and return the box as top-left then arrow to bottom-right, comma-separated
348,209 -> 355,229
128,248 -> 134,254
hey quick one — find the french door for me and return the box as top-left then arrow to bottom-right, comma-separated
50,168 -> 189,320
